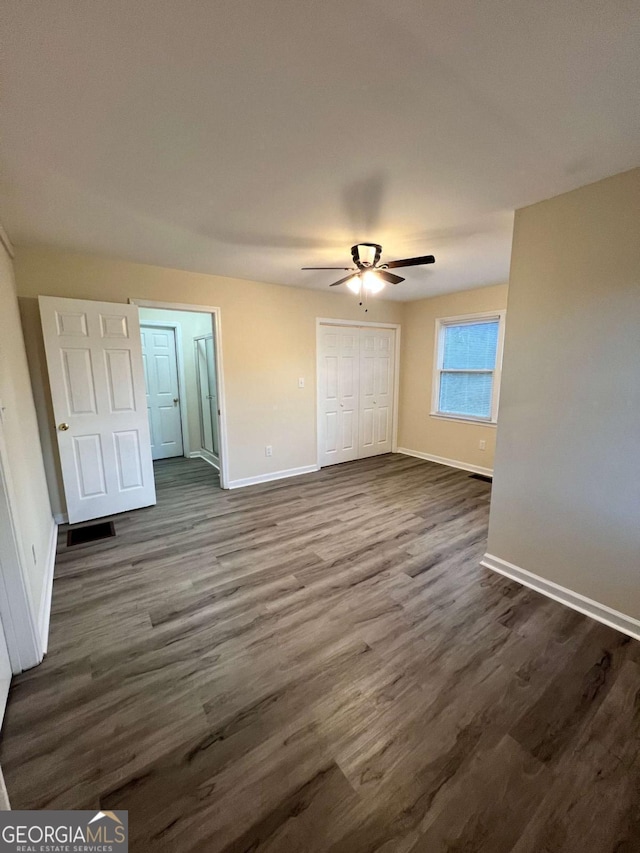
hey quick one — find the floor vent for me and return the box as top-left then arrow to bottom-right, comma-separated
470,473 -> 493,484
67,521 -> 116,547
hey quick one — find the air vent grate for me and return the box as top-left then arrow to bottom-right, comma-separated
67,520 -> 116,547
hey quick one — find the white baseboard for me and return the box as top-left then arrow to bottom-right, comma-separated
481,553 -> 640,642
228,464 -> 319,490
397,447 -> 493,478
39,518 -> 58,655
189,450 -> 220,471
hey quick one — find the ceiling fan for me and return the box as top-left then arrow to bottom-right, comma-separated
302,243 -> 435,295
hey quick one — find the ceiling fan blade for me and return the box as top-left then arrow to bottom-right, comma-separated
329,274 -> 358,287
301,266 -> 354,270
384,254 -> 435,269
376,270 -> 404,285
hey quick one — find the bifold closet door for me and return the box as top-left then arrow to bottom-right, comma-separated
318,326 -> 360,466
358,327 -> 395,458
318,324 -> 396,467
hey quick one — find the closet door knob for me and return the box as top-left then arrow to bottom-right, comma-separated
58,422 -> 70,431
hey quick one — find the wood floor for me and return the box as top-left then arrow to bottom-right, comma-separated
2,454 -> 640,852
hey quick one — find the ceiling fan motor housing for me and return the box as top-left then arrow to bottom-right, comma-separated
351,243 -> 382,269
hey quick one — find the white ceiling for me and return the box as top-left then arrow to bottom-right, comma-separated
1,1 -> 639,301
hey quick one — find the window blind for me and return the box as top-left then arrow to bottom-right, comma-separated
438,319 -> 499,419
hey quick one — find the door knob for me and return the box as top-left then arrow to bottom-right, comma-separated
58,422 -> 70,431
173,398 -> 179,406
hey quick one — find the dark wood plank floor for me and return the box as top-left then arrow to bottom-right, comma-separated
2,454 -> 640,852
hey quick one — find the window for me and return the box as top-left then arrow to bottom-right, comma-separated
432,311 -> 505,423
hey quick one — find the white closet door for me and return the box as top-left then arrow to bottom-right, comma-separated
141,326 -> 183,460
318,326 -> 360,466
358,327 -> 395,458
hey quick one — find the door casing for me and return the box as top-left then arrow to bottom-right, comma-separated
316,318 -> 401,469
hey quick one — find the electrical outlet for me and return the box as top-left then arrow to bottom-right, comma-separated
298,377 -> 305,388
479,440 -> 486,451
265,445 -> 273,457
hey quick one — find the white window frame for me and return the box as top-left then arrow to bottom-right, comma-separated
431,310 -> 506,425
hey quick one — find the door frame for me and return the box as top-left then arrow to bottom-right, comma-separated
315,318 -> 401,470
130,300 -> 229,489
0,416 -> 42,674
140,321 -> 190,457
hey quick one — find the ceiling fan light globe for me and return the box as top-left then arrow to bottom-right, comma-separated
362,271 -> 385,294
346,275 -> 362,294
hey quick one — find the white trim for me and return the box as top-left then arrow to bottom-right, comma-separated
54,512 -> 69,525
481,553 -> 640,642
397,447 -> 493,477
133,299 -> 223,314
139,320 -> 191,457
315,318 -> 401,470
189,450 -> 220,471
130,299 -> 229,490
431,310 -> 506,425
228,464 -> 318,490
0,223 -> 15,259
38,519 -> 58,654
0,765 -> 10,810
429,413 -> 498,428
315,317 -> 400,330
0,417 -> 42,673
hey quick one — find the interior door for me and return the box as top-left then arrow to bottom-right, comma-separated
141,325 -> 183,460
358,327 -> 396,458
318,325 -> 360,466
39,296 -> 156,524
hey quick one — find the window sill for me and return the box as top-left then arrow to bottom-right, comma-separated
430,413 -> 498,427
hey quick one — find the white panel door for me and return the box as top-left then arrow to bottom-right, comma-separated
141,326 -> 183,460
318,325 -> 360,466
39,296 -> 156,523
358,328 -> 396,458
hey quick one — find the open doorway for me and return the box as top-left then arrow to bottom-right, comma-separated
131,299 -> 228,490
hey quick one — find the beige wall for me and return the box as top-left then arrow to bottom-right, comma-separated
488,168 -> 640,619
0,242 -> 54,616
15,247 -> 403,510
138,307 -> 212,456
398,283 -> 508,471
